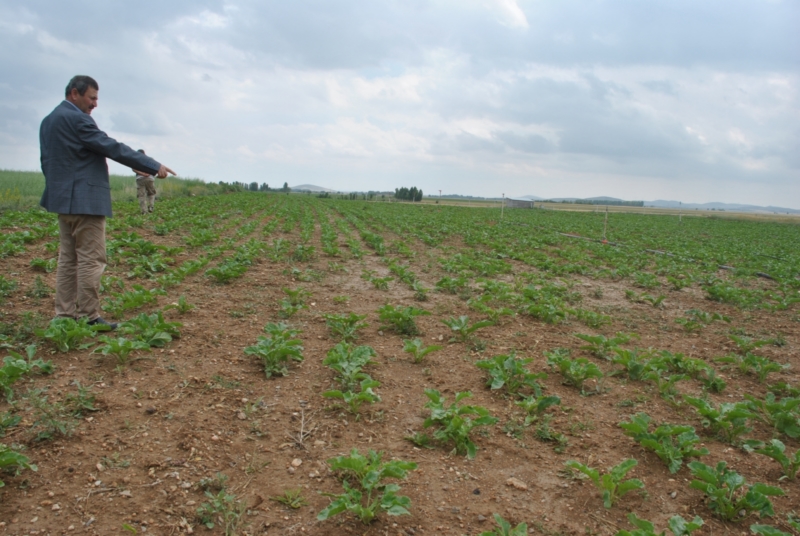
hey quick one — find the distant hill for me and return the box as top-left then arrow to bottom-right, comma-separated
289,184 -> 338,193
646,200 -> 800,214
516,195 -> 799,214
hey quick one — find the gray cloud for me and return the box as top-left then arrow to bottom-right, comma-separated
0,0 -> 798,207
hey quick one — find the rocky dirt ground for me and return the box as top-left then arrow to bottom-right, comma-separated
0,203 -> 798,536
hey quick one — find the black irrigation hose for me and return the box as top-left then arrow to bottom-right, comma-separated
501,221 -> 777,280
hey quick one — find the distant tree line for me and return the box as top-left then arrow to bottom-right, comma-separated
217,181 -> 291,193
395,186 -> 423,202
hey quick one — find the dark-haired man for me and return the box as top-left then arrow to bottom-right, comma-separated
39,75 -> 176,329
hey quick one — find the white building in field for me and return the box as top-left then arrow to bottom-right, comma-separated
505,197 -> 539,209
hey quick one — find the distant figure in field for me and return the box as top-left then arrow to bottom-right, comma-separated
39,75 -> 176,329
133,149 -> 157,214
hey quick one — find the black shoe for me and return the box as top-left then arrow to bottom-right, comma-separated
87,317 -> 118,330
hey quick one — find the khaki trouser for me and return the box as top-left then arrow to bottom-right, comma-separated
136,175 -> 156,213
55,214 -> 107,320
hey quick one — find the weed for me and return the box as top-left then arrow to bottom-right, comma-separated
26,388 -> 78,441
26,276 -> 53,299
271,488 -> 308,509
534,414 -> 569,452
333,295 -> 350,304
196,489 -> 246,535
403,432 -> 435,449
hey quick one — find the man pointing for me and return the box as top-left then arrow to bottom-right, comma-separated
39,75 -> 176,329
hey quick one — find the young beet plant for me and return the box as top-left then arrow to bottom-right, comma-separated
565,459 -> 644,508
377,304 -> 429,336
1,345 -> 53,402
743,439 -> 800,481
318,449 -> 417,525
475,352 -> 546,397
323,343 -> 378,392
402,338 -> 442,364
36,317 -> 103,352
615,513 -> 704,536
683,395 -> 754,444
441,315 -> 493,342
92,336 -> 151,365
421,389 -> 498,459
619,413 -> 709,474
243,323 -> 304,378
323,312 -> 368,342
323,378 -> 381,415
478,513 -> 528,536
0,443 -> 37,488
688,461 -> 784,522
545,347 -> 603,395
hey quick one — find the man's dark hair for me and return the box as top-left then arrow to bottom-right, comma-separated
64,75 -> 99,98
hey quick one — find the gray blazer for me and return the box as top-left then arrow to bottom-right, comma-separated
39,100 -> 162,217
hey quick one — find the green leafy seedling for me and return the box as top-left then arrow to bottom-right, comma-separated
615,513 -> 704,536
318,449 -> 417,525
478,513 -> 528,536
377,304 -> 429,336
683,395 -> 754,444
422,389 -> 498,459
0,443 -> 37,487
545,347 -> 603,395
323,378 -> 381,415
92,336 -> 151,365
323,313 -> 368,342
441,315 -> 494,342
36,317 -> 101,352
323,343 -> 378,392
476,352 -> 546,397
564,459 -> 644,508
619,413 -> 709,473
243,323 -> 304,378
743,439 -> 800,481
688,461 -> 784,521
270,488 -> 308,509
402,338 -> 442,364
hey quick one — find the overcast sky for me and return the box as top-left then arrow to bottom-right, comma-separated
1,1 -> 798,207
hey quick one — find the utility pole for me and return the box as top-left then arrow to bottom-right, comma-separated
501,193 -> 505,221
603,205 -> 609,242
679,201 -> 682,223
